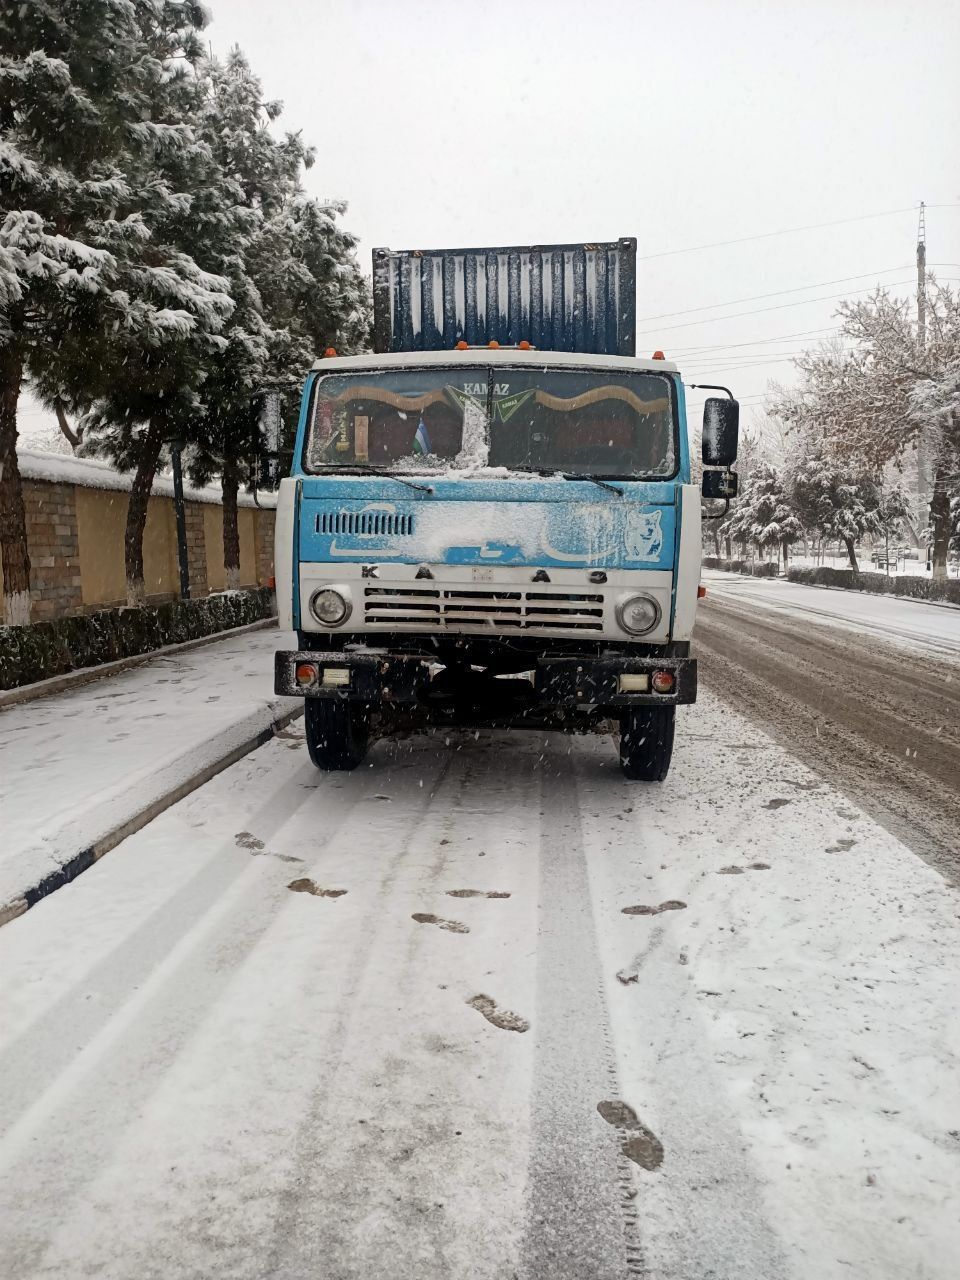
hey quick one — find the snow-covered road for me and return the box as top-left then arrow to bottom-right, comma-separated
702,571 -> 960,661
1,694 -> 958,1279
696,577 -> 960,882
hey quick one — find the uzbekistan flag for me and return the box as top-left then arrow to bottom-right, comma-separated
413,412 -> 432,455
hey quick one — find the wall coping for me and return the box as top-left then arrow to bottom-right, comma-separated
16,446 -> 278,510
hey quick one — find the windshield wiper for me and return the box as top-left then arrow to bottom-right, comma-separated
509,465 -> 623,496
318,465 -> 434,494
560,473 -> 624,496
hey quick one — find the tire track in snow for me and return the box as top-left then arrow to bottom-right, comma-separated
695,598 -> 960,882
0,742 -> 454,1276
570,733 -> 791,1280
522,745 -> 644,1279
0,758 -> 324,1143
263,734 -> 540,1280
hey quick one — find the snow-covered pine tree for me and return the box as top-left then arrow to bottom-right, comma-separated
719,473 -> 760,561
184,50 -> 308,589
749,464 -> 802,568
0,0 -> 233,617
787,451 -> 882,571
184,50 -> 371,588
717,431 -> 764,559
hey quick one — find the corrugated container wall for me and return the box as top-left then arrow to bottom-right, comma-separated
372,239 -> 637,357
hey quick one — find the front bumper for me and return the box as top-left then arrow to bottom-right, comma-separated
275,650 -> 697,707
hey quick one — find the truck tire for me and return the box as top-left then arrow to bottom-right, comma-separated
304,699 -> 369,771
619,706 -> 675,781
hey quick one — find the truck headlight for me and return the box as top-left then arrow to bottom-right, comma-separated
616,594 -> 661,636
309,588 -> 350,626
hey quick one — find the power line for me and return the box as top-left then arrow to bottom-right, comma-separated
688,356 -> 825,376
636,278 -> 960,336
687,341 -> 858,366
636,266 -> 912,322
637,203 -> 960,262
667,325 -> 843,354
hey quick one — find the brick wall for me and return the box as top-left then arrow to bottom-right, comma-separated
255,509 -> 275,585
184,502 -> 208,597
23,480 -> 83,620
5,453 -> 278,623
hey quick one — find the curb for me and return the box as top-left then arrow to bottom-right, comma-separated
0,616 -> 279,711
0,701 -> 304,929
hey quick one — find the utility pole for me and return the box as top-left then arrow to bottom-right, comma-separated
914,202 -> 932,546
916,201 -> 926,350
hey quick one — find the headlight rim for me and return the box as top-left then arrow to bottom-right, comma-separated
616,592 -> 662,636
308,587 -> 351,627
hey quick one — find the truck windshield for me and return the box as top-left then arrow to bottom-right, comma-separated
304,366 -> 676,478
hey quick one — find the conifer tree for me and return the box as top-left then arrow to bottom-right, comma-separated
0,0 -> 231,616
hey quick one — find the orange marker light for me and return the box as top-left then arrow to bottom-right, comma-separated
651,350 -> 665,360
488,340 -> 500,348
455,340 -> 469,350
323,347 -> 337,358
518,339 -> 532,350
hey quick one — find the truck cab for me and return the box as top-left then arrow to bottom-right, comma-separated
274,241 -> 738,779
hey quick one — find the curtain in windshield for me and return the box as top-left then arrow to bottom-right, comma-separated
487,369 -> 675,477
306,369 -> 471,471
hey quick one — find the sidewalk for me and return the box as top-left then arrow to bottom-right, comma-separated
0,625 -> 300,922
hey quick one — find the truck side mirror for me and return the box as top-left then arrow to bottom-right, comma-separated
702,398 -> 739,467
702,469 -> 738,499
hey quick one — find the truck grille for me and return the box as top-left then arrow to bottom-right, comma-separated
316,511 -> 415,536
363,588 -> 604,631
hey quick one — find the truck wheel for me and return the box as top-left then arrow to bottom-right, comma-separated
619,707 -> 675,781
304,699 -> 369,771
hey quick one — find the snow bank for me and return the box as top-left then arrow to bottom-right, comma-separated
16,446 -> 277,510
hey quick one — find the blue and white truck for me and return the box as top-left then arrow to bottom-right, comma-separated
274,238 -> 738,780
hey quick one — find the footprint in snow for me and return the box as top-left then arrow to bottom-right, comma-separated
622,900 -> 686,916
288,879 -> 347,898
235,831 -> 264,850
467,993 -> 529,1033
763,798 -> 791,810
446,889 -> 511,899
597,1099 -> 664,1170
718,863 -> 770,874
826,837 -> 858,853
412,912 -> 470,934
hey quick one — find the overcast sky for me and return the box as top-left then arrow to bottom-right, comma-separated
206,0 -> 959,426
19,0 -> 960,442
